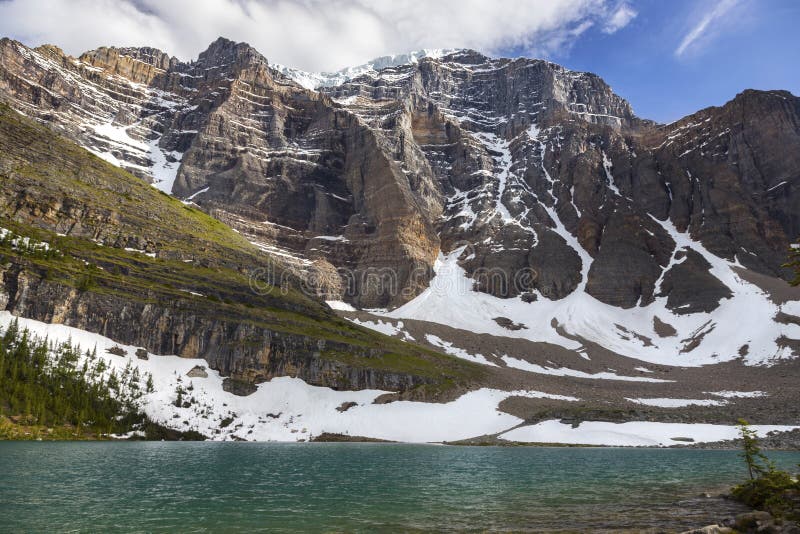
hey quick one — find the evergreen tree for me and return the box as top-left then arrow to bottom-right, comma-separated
174,385 -> 184,408
787,241 -> 800,286
145,373 -> 155,394
0,323 -> 149,436
738,419 -> 773,480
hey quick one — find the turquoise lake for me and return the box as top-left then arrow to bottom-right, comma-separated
2,442 -> 799,532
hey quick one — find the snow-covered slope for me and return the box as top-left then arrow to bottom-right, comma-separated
3,311 -> 795,445
316,49 -> 800,377
372,243 -> 800,368
0,311 -> 572,442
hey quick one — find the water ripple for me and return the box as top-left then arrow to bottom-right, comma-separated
2,443 -> 797,532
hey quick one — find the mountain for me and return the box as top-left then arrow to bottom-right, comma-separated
0,36 -> 798,443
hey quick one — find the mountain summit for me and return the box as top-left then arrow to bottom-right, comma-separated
272,48 -> 459,89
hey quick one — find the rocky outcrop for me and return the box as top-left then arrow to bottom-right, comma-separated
648,89 -> 800,279
0,257 -> 434,395
694,510 -> 800,534
0,37 -> 445,307
78,46 -> 179,85
658,249 -> 733,314
186,366 -> 209,378
317,49 -> 798,313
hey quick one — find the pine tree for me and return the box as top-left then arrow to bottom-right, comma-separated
787,241 -> 800,286
106,370 -> 119,392
738,419 -> 773,480
0,323 -> 149,436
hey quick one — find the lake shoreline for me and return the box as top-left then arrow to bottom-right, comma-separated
4,414 -> 799,449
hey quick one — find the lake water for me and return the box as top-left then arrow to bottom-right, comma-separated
2,442 -> 799,532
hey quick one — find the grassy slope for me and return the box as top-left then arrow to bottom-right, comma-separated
0,103 -> 485,391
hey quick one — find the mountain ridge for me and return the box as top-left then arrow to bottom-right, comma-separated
0,36 -> 798,442
272,47 -> 459,90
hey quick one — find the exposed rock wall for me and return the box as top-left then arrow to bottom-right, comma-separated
0,263 -> 432,394
1,37 -> 797,314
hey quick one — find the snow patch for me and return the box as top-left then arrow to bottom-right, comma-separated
349,318 -> 414,341
500,420 -> 798,446
502,355 -> 672,383
425,334 -> 498,367
326,300 -> 357,312
147,137 -> 184,194
625,397 -> 726,408
706,390 -> 768,399
184,187 -> 209,202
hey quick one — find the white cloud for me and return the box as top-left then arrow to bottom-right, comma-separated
675,0 -> 741,57
603,2 -> 637,33
0,0 -> 637,71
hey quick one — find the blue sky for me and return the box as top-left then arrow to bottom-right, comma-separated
508,0 -> 800,122
0,0 -> 797,123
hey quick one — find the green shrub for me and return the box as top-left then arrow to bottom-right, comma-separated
732,470 -> 796,514
76,274 -> 95,292
786,240 -> 800,286
731,420 -> 800,520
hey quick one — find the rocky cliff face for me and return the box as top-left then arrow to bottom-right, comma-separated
318,50 -> 798,311
0,264 -> 433,394
0,37 -> 798,367
0,102 -> 483,399
0,37 -> 441,308
647,90 -> 800,277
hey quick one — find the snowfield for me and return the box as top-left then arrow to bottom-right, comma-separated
1,311 -> 796,444
500,421 -> 798,447
338,314 -> 675,382
0,312 -> 575,442
272,48 -> 457,90
375,242 -> 800,367
499,354 -> 673,383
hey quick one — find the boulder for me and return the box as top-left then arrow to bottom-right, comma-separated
186,365 -> 208,379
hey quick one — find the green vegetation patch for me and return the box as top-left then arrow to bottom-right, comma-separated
731,420 -> 800,521
0,319 -> 151,438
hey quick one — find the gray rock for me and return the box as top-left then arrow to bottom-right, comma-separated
186,366 -> 208,378
105,346 -> 126,357
658,249 -> 733,314
734,511 -> 775,532
680,525 -> 734,534
336,402 -> 358,412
